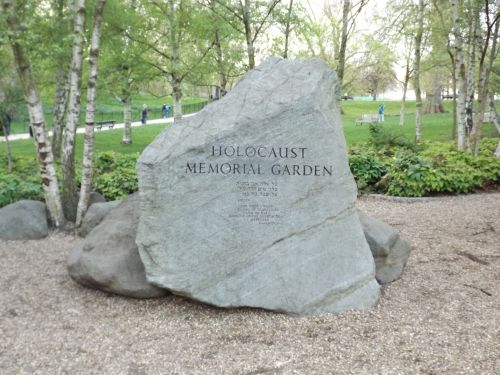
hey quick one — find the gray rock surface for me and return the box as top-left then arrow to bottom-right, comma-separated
136,57 -> 379,315
359,211 -> 411,284
0,200 -> 48,240
77,200 -> 121,237
68,194 -> 168,298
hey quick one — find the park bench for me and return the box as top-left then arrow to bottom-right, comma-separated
95,120 -> 116,130
355,114 -> 379,126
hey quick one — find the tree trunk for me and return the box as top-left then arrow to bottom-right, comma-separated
337,0 -> 350,91
414,0 -> 424,142
449,51 -> 457,140
242,0 -> 255,70
489,94 -> 500,135
169,0 -> 183,121
52,65 -> 69,159
122,96 -> 132,144
1,122 -> 13,172
399,79 -> 408,126
172,78 -> 183,121
51,0 -> 69,159
464,2 -> 479,143
470,8 -> 499,155
424,79 -> 444,114
282,0 -> 294,59
451,0 -> 467,150
76,0 -> 106,228
61,0 -> 86,222
214,28 -> 227,96
3,0 -> 65,228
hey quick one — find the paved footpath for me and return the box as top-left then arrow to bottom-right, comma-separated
0,113 -> 196,142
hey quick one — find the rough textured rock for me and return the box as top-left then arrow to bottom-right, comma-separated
136,57 -> 379,315
359,211 -> 411,284
0,200 -> 48,240
77,200 -> 121,237
68,194 -> 168,298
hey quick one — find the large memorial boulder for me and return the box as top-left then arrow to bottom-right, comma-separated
136,57 -> 379,315
359,211 -> 411,284
68,194 -> 167,298
0,200 -> 48,240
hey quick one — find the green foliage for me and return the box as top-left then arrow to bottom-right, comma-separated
353,138 -> 500,197
348,149 -> 387,191
0,174 -> 44,207
368,124 -> 418,151
93,151 -> 139,200
0,156 -> 44,207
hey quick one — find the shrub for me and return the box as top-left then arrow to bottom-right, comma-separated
368,124 -> 418,152
93,151 -> 139,200
348,149 -> 387,191
0,173 -> 44,207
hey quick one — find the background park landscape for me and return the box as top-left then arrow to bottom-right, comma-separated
0,0 -> 499,373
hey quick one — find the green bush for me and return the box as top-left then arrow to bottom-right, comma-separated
0,173 -> 44,207
93,151 -> 139,200
350,138 -> 500,197
348,149 -> 387,191
368,124 -> 418,152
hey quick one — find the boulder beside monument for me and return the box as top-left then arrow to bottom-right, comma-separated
136,57 -> 380,315
68,194 -> 168,298
0,200 -> 48,240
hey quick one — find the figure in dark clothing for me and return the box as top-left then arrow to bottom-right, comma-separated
141,104 -> 148,125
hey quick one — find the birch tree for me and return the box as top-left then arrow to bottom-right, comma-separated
414,0 -> 425,142
76,0 -> 106,227
469,0 -> 499,155
324,0 -> 369,95
1,0 -> 65,228
212,0 -> 281,70
131,0 -> 214,121
61,0 -> 86,221
51,0 -> 72,158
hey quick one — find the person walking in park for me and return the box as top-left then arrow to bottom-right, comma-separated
378,103 -> 385,122
162,104 -> 170,118
141,104 -> 148,125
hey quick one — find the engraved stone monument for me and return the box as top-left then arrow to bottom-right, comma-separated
136,57 -> 380,315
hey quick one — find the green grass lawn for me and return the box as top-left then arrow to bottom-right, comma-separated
1,100 -> 498,160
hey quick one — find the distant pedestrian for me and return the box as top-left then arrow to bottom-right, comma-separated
162,104 -> 170,118
141,104 -> 148,125
378,103 -> 385,122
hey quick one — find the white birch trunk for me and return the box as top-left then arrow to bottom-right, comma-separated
51,0 -> 69,159
283,0 -> 294,59
3,0 -> 65,228
169,0 -> 183,121
399,79 -> 408,126
76,0 -> 106,227
451,0 -> 467,150
62,0 -> 86,222
52,66 -> 69,159
414,0 -> 424,142
464,4 -> 478,143
172,79 -> 183,121
122,96 -> 132,144
242,0 -> 255,70
489,94 -> 500,135
470,10 -> 499,155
